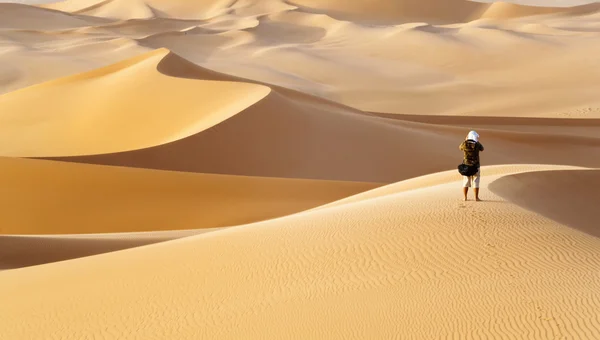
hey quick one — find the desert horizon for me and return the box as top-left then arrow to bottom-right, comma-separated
1,0 -> 600,338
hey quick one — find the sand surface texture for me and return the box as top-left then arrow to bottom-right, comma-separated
1,0 -> 600,339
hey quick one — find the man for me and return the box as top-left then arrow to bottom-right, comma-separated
459,130 -> 484,201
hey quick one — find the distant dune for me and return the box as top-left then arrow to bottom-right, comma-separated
40,0 -> 237,20
2,1 -> 600,116
481,1 -> 600,19
0,3 -> 109,30
288,0 -> 491,24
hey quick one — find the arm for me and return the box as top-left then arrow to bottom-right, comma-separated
479,143 -> 484,151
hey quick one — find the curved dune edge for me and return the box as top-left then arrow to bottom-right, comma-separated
310,163 -> 589,210
0,48 -> 271,157
489,168 -> 600,237
2,164 -> 600,338
0,156 -> 378,236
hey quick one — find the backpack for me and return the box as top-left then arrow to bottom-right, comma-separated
458,163 -> 479,176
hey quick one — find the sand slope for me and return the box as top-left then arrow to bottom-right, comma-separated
489,168 -> 600,237
0,156 -> 377,235
481,1 -> 600,19
289,0 -> 491,24
0,48 -> 270,156
0,3 -> 109,30
9,49 -> 600,184
0,230 -> 214,270
2,165 -> 600,338
0,155 -> 376,269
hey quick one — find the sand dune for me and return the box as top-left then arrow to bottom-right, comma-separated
2,165 -> 600,338
289,0 -> 491,24
0,36 -> 151,96
0,156 -> 377,235
0,2 -> 109,30
0,48 -> 270,156
41,0 -> 236,20
1,1 -> 600,117
3,1 -> 600,338
94,18 -> 205,38
18,50 -> 596,183
0,155 -> 376,269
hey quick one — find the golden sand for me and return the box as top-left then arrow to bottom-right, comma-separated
1,0 -> 600,338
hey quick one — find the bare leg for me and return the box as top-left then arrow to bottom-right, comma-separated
463,187 -> 468,201
474,188 -> 481,201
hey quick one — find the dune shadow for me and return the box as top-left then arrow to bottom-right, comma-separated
489,169 -> 600,238
0,235 -> 167,270
0,228 -> 223,270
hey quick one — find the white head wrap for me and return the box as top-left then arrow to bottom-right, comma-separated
466,130 -> 479,142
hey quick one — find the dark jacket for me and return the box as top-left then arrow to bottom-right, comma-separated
459,140 -> 484,166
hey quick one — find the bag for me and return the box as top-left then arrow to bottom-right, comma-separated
458,163 -> 478,176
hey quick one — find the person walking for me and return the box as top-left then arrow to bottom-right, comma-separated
459,130 -> 484,201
